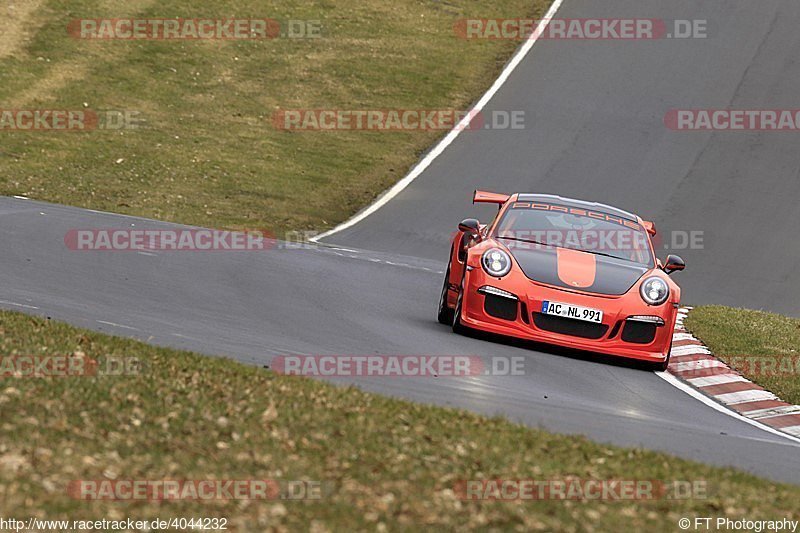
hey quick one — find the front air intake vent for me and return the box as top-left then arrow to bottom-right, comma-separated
621,320 -> 658,344
482,293 -> 518,321
532,313 -> 608,339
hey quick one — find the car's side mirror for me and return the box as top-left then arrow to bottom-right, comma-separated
458,218 -> 481,237
663,254 -> 685,275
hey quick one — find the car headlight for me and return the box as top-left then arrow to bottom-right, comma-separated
640,276 -> 670,306
481,248 -> 512,278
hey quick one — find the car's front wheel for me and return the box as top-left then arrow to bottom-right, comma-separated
654,341 -> 672,372
451,275 -> 468,334
437,264 -> 454,325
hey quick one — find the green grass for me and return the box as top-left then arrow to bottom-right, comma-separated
685,306 -> 800,405
4,4 -> 800,530
1,310 -> 799,531
0,0 -> 548,235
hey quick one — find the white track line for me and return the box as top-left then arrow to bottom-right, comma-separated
656,371 -> 800,445
0,299 -> 39,310
746,406 -> 800,419
685,373 -> 748,387
311,0 -> 567,242
717,390 -> 778,405
670,359 -> 727,373
782,426 -> 800,436
97,320 -> 139,331
658,306 -> 800,445
671,344 -> 712,356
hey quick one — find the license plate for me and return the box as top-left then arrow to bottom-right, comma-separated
541,301 -> 603,323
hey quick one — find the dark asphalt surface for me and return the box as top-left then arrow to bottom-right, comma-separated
1,197 -> 798,484
329,0 -> 800,316
2,0 -> 800,484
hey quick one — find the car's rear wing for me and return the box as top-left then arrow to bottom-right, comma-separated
473,190 -> 510,205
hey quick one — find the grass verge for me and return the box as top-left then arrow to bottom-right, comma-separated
0,0 -> 547,235
685,306 -> 800,405
1,310 -> 799,531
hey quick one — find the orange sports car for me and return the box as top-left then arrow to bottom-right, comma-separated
437,191 -> 686,370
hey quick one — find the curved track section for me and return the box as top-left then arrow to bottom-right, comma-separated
326,0 -> 800,316
0,197 -> 798,484
2,0 -> 800,484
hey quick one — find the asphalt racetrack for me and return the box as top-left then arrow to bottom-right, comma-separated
2,0 -> 800,483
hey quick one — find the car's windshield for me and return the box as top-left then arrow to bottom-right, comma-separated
493,202 -> 655,267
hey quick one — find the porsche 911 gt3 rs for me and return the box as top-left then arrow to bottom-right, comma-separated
437,190 -> 686,371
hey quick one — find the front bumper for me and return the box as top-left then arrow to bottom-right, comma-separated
459,267 -> 676,363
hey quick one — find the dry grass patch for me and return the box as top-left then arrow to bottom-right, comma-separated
1,310 -> 799,530
1,0 -> 547,235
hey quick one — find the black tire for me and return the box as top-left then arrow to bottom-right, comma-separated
437,264 -> 455,325
654,341 -> 672,371
451,274 -> 468,334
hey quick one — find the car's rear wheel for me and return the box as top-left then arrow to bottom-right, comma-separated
437,264 -> 454,325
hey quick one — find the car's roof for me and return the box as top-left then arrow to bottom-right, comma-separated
515,193 -> 639,222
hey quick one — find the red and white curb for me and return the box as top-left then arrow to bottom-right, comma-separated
665,306 -> 800,441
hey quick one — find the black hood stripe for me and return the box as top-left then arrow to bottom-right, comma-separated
507,245 -> 648,296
